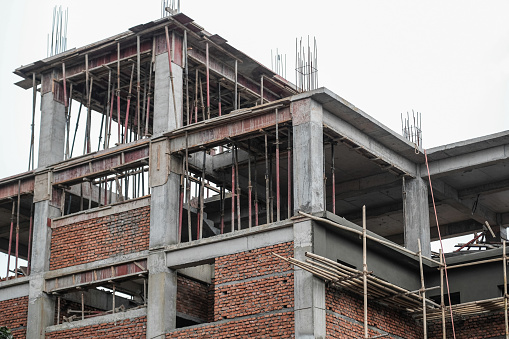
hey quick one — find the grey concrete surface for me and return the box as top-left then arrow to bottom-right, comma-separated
38,90 -> 65,167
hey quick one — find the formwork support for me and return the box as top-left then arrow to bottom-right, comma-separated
363,205 -> 368,339
418,239 -> 427,338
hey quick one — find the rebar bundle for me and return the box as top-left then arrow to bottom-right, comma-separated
295,36 -> 318,92
47,6 -> 68,57
401,110 -> 422,147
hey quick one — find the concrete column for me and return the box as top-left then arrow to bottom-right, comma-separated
38,90 -> 65,167
146,138 -> 181,337
153,53 -> 183,136
146,251 -> 177,338
293,220 -> 326,338
27,173 -> 60,338
292,98 -> 324,214
291,98 -> 326,338
403,176 -> 431,257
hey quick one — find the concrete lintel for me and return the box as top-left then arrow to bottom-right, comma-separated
423,144 -> 509,178
45,307 -> 147,332
165,222 -> 293,268
323,110 -> 417,177
0,280 -> 29,301
44,251 -> 148,280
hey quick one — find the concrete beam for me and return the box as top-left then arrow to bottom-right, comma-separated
458,178 -> 509,199
0,281 -> 29,301
323,109 -> 417,178
334,172 -> 401,201
166,223 -> 293,269
423,144 -> 509,178
432,178 -> 498,226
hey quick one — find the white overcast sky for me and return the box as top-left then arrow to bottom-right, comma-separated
0,1 -> 508,257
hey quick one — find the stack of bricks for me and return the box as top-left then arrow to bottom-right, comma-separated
50,206 -> 150,270
326,286 -> 423,338
45,316 -> 146,339
0,296 -> 28,338
167,241 -> 295,338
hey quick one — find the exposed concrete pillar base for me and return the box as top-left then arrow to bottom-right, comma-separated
294,220 -> 326,338
146,251 -> 177,338
27,275 -> 55,339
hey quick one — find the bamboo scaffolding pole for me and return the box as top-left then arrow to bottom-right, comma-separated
445,256 -> 504,270
6,200 -> 14,278
363,205 -> 368,339
298,211 -> 442,266
123,63 -> 135,144
440,249 -> 446,338
504,240 -> 508,339
419,239 -> 427,338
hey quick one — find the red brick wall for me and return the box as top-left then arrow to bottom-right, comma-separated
166,312 -> 294,338
214,242 -> 294,321
0,296 -> 28,339
176,275 -> 213,322
45,316 -> 146,339
50,206 -> 150,270
429,311 -> 505,338
326,287 -> 423,338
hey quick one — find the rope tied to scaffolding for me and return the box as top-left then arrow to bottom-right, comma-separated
424,149 -> 456,338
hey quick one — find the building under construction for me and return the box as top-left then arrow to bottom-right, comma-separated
1,8 -> 509,339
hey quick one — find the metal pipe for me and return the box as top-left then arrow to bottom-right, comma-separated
81,292 -> 85,320
178,166 -> 184,243
260,75 -> 264,105
117,43 -> 121,144
62,63 -> 69,159
231,147 -> 235,233
137,35 -> 141,137
27,200 -> 33,275
29,73 -> 37,170
248,140 -> 252,229
6,200 -> 14,278
184,30 -> 189,126
220,170 -> 225,233
206,42 -> 210,119
440,249 -> 446,339
145,37 -> 155,136
275,109 -> 280,222
218,80 -> 222,116
123,63 -> 135,144
199,149 -> 206,239
254,152 -> 259,226
235,145 -> 241,230
264,133 -> 270,224
185,132 -> 192,241
234,60 -> 238,110
15,182 -> 20,276
287,126 -> 292,219
85,54 -> 91,154
195,69 -> 198,123
107,81 -> 116,149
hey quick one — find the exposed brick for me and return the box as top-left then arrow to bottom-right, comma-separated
0,296 -> 28,339
326,286 -> 423,338
45,316 -> 146,339
50,206 -> 150,270
177,275 -> 213,322
428,311 -> 506,338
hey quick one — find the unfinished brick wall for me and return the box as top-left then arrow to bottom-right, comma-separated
428,311 -> 505,338
166,312 -> 294,338
176,274 -> 213,323
214,241 -> 294,321
168,241 -> 295,337
45,315 -> 146,339
50,206 -> 149,270
0,296 -> 28,338
326,287 -> 423,338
